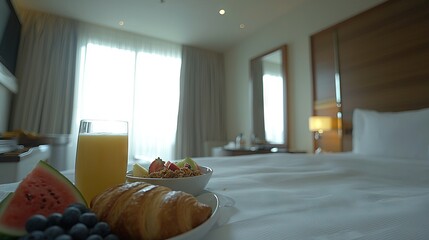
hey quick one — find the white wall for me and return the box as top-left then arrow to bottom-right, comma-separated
0,84 -> 12,132
0,61 -> 19,133
224,0 -> 386,153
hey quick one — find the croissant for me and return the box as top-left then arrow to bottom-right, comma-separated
90,182 -> 212,240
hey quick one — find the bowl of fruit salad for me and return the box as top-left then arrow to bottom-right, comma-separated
126,157 -> 213,196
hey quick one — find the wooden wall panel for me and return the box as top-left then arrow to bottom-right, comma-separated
311,28 -> 342,152
338,0 -> 429,150
311,0 -> 429,152
311,30 -> 336,102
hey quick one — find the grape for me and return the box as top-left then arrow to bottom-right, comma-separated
44,226 -> 64,239
25,214 -> 47,233
68,223 -> 89,240
90,222 -> 110,237
79,212 -> 98,228
60,207 -> 81,229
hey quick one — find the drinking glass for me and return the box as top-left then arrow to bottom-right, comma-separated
75,120 -> 128,205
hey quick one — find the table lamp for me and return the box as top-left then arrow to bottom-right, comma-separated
308,116 -> 337,153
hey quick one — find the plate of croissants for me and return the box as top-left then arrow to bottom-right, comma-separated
90,182 -> 220,240
170,191 -> 220,240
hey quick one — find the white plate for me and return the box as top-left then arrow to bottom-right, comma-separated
168,192 -> 220,240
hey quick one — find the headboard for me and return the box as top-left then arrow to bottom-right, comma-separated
311,0 -> 429,152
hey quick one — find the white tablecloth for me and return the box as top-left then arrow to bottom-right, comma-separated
1,153 -> 429,239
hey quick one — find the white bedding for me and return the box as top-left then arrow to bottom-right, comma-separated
1,153 -> 428,239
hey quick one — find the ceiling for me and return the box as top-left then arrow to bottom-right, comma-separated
12,0 -> 308,52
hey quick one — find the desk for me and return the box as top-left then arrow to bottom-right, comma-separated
0,145 -> 51,184
212,147 -> 305,156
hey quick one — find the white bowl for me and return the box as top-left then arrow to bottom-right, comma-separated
126,166 -> 213,196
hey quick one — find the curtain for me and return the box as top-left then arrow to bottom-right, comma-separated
10,10 -> 77,134
70,23 -> 181,166
175,46 -> 226,158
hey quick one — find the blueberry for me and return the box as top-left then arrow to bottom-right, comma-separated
44,226 -> 64,240
20,230 -> 45,240
46,213 -> 62,227
29,230 -> 45,240
67,203 -> 89,214
104,234 -> 119,240
54,234 -> 72,240
79,212 -> 98,228
86,235 -> 103,240
68,223 -> 89,240
25,214 -> 48,232
60,207 -> 81,229
90,222 -> 110,237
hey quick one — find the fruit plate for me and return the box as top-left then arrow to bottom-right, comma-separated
170,192 -> 219,240
126,165 -> 213,196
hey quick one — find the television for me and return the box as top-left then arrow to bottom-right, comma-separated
0,0 -> 21,76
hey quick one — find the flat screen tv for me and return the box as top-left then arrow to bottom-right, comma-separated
0,0 -> 21,75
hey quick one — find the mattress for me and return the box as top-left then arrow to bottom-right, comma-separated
1,152 -> 428,239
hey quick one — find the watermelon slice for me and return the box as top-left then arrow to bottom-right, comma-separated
0,160 -> 86,238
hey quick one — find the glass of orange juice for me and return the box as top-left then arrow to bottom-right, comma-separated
75,120 -> 128,205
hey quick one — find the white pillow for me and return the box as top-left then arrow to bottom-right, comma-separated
352,108 -> 429,160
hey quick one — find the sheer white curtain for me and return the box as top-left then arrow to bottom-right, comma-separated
175,46 -> 226,158
10,10 -> 77,134
70,23 -> 181,167
133,52 -> 181,161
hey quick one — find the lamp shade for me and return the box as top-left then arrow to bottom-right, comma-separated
309,116 -> 337,132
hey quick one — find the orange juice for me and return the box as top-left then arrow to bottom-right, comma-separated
75,134 -> 128,205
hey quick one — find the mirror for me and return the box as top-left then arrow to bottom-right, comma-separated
250,45 -> 288,148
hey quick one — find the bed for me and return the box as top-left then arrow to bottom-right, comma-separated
1,124 -> 428,239
1,153 -> 428,239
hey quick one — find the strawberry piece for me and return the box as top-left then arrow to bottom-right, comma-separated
149,158 -> 165,173
165,161 -> 180,171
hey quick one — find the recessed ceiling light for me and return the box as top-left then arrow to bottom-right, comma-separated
219,9 -> 226,15
240,23 -> 245,29
118,20 -> 125,26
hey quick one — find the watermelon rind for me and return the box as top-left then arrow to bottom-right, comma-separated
0,193 -> 19,240
0,160 -> 86,238
36,160 -> 86,206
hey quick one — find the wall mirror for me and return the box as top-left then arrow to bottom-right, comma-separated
250,45 -> 288,148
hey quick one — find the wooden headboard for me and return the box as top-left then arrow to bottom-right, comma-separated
311,0 -> 429,152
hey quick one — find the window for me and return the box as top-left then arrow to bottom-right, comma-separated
76,43 -> 181,163
262,74 -> 284,144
